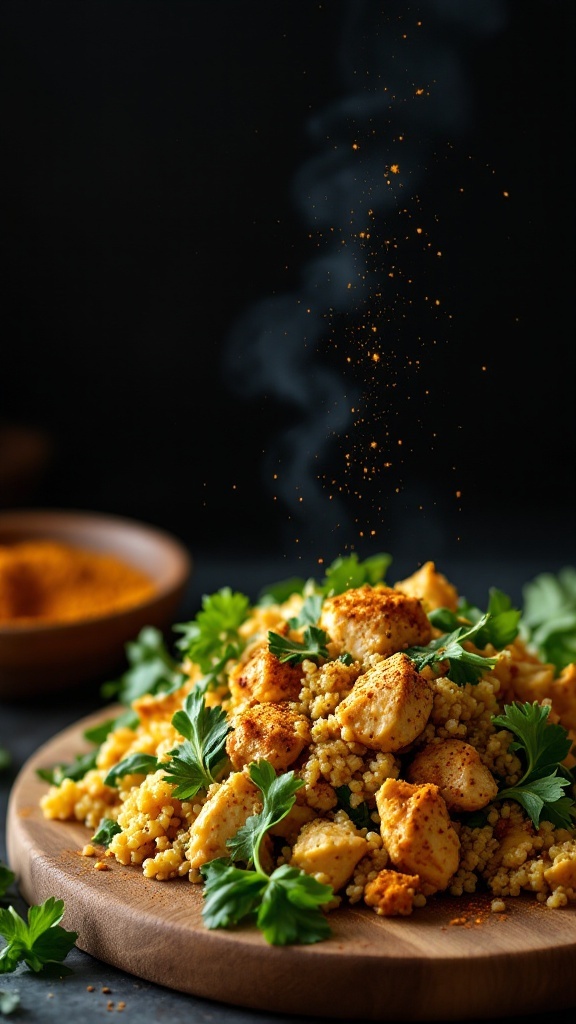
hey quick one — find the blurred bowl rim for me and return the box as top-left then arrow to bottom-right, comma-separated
0,507 -> 192,636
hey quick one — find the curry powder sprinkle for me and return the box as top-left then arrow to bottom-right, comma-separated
0,539 -> 155,625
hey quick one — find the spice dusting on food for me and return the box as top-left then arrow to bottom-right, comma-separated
38,554 -> 576,946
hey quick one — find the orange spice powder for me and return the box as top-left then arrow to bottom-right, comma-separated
0,539 -> 155,625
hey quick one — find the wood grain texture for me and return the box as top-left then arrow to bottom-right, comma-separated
7,708 -> 576,1021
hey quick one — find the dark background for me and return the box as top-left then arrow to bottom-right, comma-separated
1,0 -> 574,577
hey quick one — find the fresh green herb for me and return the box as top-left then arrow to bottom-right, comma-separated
321,552 -> 391,595
201,760 -> 332,945
405,614 -> 498,685
101,626 -> 186,703
268,625 -> 330,666
338,652 -> 355,666
162,687 -> 231,799
0,898 -> 77,974
0,989 -> 20,1015
0,867 -> 14,904
334,786 -> 371,830
193,645 -> 239,695
0,748 -> 10,773
288,594 -> 324,629
83,708 -> 140,746
259,576 -> 308,604
103,753 -> 160,788
91,819 -> 122,846
520,567 -> 576,671
259,552 -> 392,603
36,750 -> 98,787
491,701 -> 575,828
173,588 -> 250,671
429,588 -> 521,649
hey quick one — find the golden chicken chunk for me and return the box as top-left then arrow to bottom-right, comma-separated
335,651 -> 433,752
394,561 -> 459,613
187,770 -> 262,870
228,641 -> 304,706
406,738 -> 499,812
290,817 -> 369,892
226,701 -> 311,772
319,584 -> 432,663
375,777 -> 460,894
364,868 -> 420,917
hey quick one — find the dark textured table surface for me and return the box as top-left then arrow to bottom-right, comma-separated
2,550 -> 575,1024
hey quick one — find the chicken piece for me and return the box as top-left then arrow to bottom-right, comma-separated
228,641 -> 304,707
406,738 -> 498,812
375,777 -> 460,894
335,652 -> 433,752
290,817 -> 369,892
394,561 -> 459,613
364,868 -> 420,917
319,584 -> 432,663
187,770 -> 262,870
553,663 -> 576,731
226,701 -> 311,772
544,851 -> 576,891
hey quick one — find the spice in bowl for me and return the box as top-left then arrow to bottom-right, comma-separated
0,539 -> 156,626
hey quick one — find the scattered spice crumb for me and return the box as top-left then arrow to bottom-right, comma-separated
87,985 -> 95,992
95,860 -> 109,871
117,1002 -> 126,1012
102,986 -> 112,993
107,1001 -> 115,1011
491,898 -> 506,913
81,844 -> 96,857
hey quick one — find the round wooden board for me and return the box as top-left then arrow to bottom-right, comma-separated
7,708 -> 576,1021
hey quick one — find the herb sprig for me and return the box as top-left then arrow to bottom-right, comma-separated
405,614 -> 498,685
491,701 -> 575,828
520,567 -> 576,671
174,588 -> 250,671
0,898 -> 77,975
201,760 -> 332,945
268,625 -> 330,666
103,686 -> 232,799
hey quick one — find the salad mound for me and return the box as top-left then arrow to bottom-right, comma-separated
39,555 -> 576,945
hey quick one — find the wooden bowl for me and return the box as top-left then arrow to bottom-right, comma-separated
0,509 -> 192,700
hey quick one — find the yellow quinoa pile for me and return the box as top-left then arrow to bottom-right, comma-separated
40,559 -> 576,919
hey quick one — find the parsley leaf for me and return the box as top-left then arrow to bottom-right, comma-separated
0,748 -> 10,773
321,552 -> 392,595
227,761 -> 304,870
268,625 -> 329,665
103,753 -> 160,788
491,701 -> 575,828
101,626 -> 187,703
259,552 -> 392,603
520,567 -> 576,671
36,750 -> 99,787
430,588 -> 521,649
91,818 -> 122,846
334,786 -> 371,830
405,614 -> 498,685
0,867 -> 14,904
162,687 -> 231,799
0,898 -> 77,974
173,588 -> 250,671
200,760 -> 333,945
83,708 -> 140,746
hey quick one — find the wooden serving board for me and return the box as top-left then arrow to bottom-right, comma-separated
7,708 -> 576,1021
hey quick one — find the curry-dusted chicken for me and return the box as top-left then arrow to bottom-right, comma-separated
40,555 -> 576,943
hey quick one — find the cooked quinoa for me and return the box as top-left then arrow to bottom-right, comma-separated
40,559 -> 576,920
